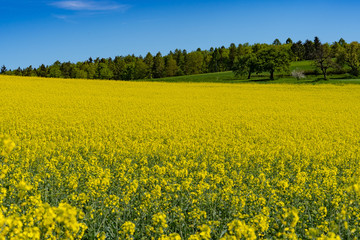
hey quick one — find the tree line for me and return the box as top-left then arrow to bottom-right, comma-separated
1,37 -> 360,80
233,37 -> 360,80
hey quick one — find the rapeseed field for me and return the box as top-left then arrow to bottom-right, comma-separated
1,75 -> 360,239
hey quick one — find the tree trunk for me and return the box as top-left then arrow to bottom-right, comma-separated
322,67 -> 327,80
270,71 -> 274,80
247,71 -> 251,79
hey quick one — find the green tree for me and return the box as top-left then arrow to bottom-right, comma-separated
74,65 -> 88,79
291,41 -> 305,61
209,48 -> 220,72
1,65 -> 7,74
229,43 -> 238,68
134,58 -> 149,79
338,38 -> 347,47
219,47 -> 230,71
337,42 -> 360,76
257,45 -> 291,80
48,61 -> 62,78
24,65 -> 36,76
83,62 -> 97,79
97,63 -> 114,79
144,52 -> 154,78
237,43 -> 251,57
313,41 -> 334,80
314,36 -> 322,54
164,55 -> 178,77
233,53 -> 259,79
112,56 -> 125,80
37,64 -> 48,77
173,49 -> 186,75
184,51 -> 203,75
272,38 -> 282,45
286,38 -> 293,44
60,62 -> 74,78
14,67 -> 23,76
122,62 -> 135,80
303,39 -> 315,60
153,52 -> 165,78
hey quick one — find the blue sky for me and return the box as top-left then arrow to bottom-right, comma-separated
1,0 -> 359,69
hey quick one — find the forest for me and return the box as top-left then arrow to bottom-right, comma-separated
1,37 -> 359,81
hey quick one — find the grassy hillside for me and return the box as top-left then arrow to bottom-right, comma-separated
135,60 -> 360,84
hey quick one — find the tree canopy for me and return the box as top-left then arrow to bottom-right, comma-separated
1,37 -> 358,81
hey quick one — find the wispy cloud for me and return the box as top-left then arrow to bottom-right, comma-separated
50,1 -> 129,11
52,14 -> 78,23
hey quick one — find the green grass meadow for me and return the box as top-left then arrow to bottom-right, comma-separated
135,60 -> 360,85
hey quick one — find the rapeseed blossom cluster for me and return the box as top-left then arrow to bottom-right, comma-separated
1,75 -> 360,239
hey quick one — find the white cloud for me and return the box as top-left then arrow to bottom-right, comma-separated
50,1 -> 128,11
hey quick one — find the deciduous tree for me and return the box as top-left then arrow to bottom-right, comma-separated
313,39 -> 334,80
164,55 -> 178,77
257,46 -> 291,80
153,52 -> 165,78
233,53 -> 259,79
184,51 -> 203,75
337,42 -> 360,76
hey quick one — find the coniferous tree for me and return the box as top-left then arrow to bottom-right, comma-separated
229,43 -> 238,68
144,52 -> 154,79
173,49 -> 185,75
36,64 -> 47,77
14,67 -> 23,76
338,38 -> 347,48
272,39 -> 282,45
209,48 -> 220,72
24,65 -> 35,76
291,41 -> 305,61
286,38 -> 293,44
60,62 -> 74,78
1,65 -> 7,74
303,39 -> 315,60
